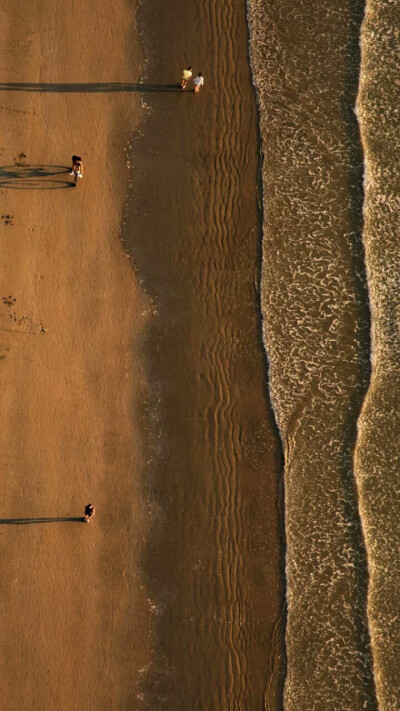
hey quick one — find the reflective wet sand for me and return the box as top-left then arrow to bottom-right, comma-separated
123,0 -> 286,708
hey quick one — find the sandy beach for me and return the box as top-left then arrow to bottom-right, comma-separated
0,1 -> 152,708
0,1 -> 285,709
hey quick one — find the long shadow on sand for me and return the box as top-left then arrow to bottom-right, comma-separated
0,83 -> 183,93
0,517 -> 84,524
0,165 -> 73,190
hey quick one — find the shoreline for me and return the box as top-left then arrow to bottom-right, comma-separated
246,3 -> 288,696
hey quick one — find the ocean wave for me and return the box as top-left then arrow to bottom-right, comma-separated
247,0 -> 378,707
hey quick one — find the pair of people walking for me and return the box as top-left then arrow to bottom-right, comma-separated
181,67 -> 204,93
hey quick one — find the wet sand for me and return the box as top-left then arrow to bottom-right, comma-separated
0,1 -> 152,708
126,0 -> 285,708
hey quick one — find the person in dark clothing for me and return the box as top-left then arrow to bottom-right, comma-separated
84,503 -> 95,523
70,155 -> 83,178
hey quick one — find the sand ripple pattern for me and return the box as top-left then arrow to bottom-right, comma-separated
247,0 -> 378,708
125,0 -> 285,708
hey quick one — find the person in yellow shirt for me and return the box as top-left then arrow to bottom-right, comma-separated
181,66 -> 193,89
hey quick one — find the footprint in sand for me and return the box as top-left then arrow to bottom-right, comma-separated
2,296 -> 45,334
13,152 -> 26,166
0,345 -> 10,361
2,295 -> 16,307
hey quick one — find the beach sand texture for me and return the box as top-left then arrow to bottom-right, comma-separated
1,0 -> 285,709
0,1 -> 152,709
122,0 -> 286,707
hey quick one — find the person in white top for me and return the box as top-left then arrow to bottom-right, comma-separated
193,72 -> 204,93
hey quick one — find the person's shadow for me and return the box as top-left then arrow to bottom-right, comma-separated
0,517 -> 85,524
0,82 -> 183,93
0,164 -> 74,190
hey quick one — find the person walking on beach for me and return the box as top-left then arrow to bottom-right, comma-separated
84,503 -> 95,523
181,66 -> 193,89
193,72 -> 204,93
70,155 -> 83,179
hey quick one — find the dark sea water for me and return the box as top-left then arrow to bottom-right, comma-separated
248,0 -> 400,709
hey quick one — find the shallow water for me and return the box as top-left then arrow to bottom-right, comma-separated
355,1 -> 400,709
247,0 -> 378,708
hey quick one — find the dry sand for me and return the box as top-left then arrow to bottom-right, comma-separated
0,1 -> 151,708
